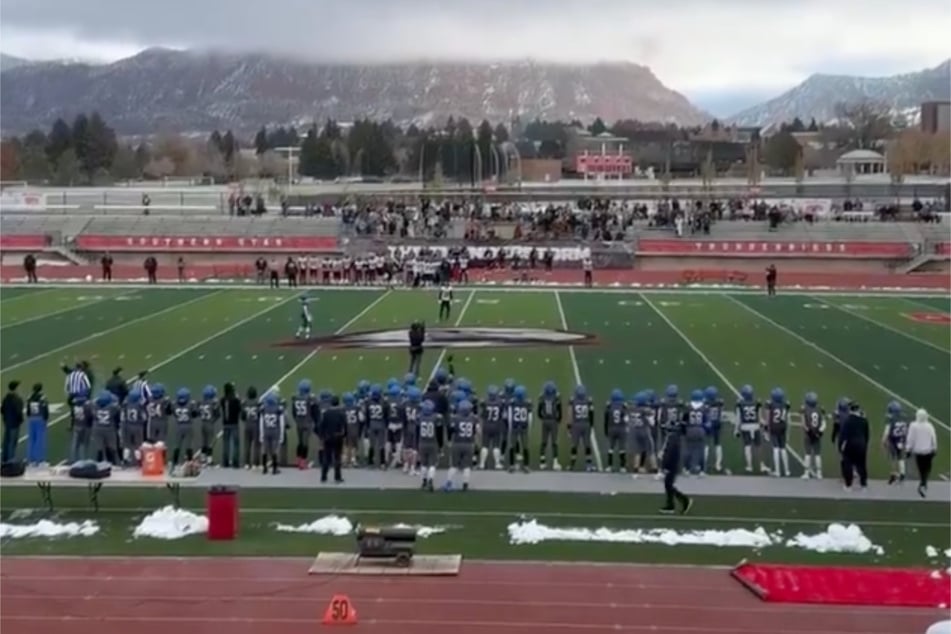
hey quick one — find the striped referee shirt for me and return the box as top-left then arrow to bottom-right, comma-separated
130,378 -> 152,401
64,369 -> 91,397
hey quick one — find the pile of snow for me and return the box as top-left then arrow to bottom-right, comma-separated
273,517 -> 450,538
392,523 -> 448,539
275,515 -> 353,535
784,524 -> 884,555
925,545 -> 951,575
507,520 -> 776,548
507,520 -> 885,555
0,519 -> 99,539
132,506 -> 208,540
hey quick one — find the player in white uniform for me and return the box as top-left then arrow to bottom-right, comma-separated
296,296 -> 313,339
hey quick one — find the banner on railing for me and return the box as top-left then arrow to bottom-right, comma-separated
637,240 -> 911,258
74,235 -> 338,252
0,191 -> 47,212
0,234 -> 48,250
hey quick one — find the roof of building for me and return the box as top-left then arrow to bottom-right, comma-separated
837,149 -> 884,162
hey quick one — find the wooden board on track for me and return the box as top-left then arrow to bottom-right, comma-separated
308,552 -> 462,576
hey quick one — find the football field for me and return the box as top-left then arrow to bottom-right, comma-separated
1,283 -> 949,479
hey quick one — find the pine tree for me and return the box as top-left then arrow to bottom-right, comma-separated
298,126 -> 320,177
254,126 -> 269,155
588,117 -> 607,135
81,112 -> 118,178
45,118 -> 72,166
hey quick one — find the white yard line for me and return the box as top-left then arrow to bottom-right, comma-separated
555,290 -> 604,471
18,291 -> 298,442
1,295 -> 117,330
425,289 -> 477,383
3,290 -> 223,373
640,293 -> 808,470
725,294 -> 951,432
266,290 -> 393,393
813,296 -> 950,354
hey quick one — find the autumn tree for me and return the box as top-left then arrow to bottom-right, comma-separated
834,100 -> 893,149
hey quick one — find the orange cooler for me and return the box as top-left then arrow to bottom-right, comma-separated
141,444 -> 165,476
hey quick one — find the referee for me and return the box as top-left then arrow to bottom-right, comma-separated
63,362 -> 91,401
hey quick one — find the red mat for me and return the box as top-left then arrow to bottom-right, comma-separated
732,562 -> 951,608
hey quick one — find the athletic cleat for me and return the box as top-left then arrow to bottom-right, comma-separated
681,498 -> 694,515
658,507 -> 676,514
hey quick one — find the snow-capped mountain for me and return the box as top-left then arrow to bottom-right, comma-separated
727,60 -> 951,129
0,48 -> 710,135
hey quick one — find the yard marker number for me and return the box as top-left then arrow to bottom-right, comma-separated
322,594 -> 358,626
476,298 -> 499,305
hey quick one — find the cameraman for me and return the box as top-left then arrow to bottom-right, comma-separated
408,321 -> 425,375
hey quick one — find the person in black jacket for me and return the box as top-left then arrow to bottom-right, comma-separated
219,382 -> 242,468
2,381 -> 25,463
838,402 -> 870,490
408,321 -> 425,375
317,395 -> 346,483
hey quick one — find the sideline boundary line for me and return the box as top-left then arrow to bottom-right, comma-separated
0,293 -> 118,330
813,296 -> 949,353
2,281 -> 948,298
2,504 -> 945,528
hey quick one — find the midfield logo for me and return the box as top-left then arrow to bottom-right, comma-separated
276,327 -> 598,349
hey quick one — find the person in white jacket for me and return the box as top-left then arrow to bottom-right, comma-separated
905,408 -> 937,498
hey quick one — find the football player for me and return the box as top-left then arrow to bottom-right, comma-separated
438,283 -> 453,322
656,385 -> 683,471
121,389 -> 148,466
479,385 -> 507,470
417,399 -> 441,491
364,385 -> 388,468
68,389 -> 94,463
447,399 -> 478,491
170,387 -> 198,470
241,386 -> 262,469
704,386 -> 725,473
91,391 -> 120,465
765,388 -> 791,477
402,387 -> 422,474
198,385 -> 221,465
882,400 -> 908,485
291,380 -> 317,469
603,388 -> 627,472
507,385 -> 532,473
683,389 -> 708,476
537,381 -> 563,471
568,385 -> 595,472
296,296 -> 312,340
259,391 -> 285,475
145,383 -> 171,444
735,385 -> 769,474
801,391 -> 826,479
627,391 -> 656,476
341,392 -> 364,467
384,384 -> 405,468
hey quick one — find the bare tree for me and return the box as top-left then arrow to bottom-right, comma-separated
834,100 -> 894,149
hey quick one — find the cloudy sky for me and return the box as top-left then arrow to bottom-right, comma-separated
2,0 -> 949,114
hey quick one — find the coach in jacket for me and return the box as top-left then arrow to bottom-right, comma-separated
2,381 -> 24,463
317,396 -> 346,484
838,402 -> 870,490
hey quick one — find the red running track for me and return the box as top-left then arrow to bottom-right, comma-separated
0,558 -> 944,634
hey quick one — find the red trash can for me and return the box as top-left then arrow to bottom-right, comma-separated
206,485 -> 239,541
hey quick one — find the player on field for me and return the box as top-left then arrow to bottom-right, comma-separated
800,392 -> 826,479
603,389 -> 627,472
479,385 -> 506,470
735,385 -> 769,474
364,385 -> 388,468
198,385 -> 221,465
568,385 -> 595,471
68,389 -> 93,463
91,391 -> 120,465
656,385 -> 683,469
241,386 -> 262,469
683,390 -> 708,476
627,391 -> 656,476
121,389 -> 148,466
341,392 -> 364,467
401,387 -> 422,474
384,383 -> 405,468
417,399 -> 441,491
145,384 -> 171,444
766,388 -> 792,477
171,387 -> 198,469
537,381 -> 563,471
258,391 -> 285,475
446,399 -> 478,491
291,380 -> 317,469
296,297 -> 312,340
704,387 -> 725,473
882,400 -> 908,484
507,385 -> 532,472
437,284 -> 453,322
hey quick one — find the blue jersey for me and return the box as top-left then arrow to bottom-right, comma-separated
802,406 -> 825,437
481,399 -> 506,432
766,402 -> 789,435
735,400 -> 761,432
885,416 -> 908,447
173,401 -> 197,427
569,397 -> 594,428
364,400 -> 387,431
706,399 -> 724,431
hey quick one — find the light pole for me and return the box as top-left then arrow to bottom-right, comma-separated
273,146 -> 298,195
